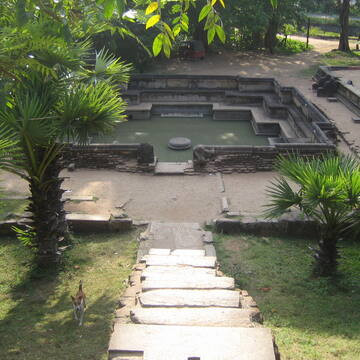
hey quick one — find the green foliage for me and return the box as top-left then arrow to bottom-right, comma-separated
265,154 -> 360,276
215,233 -> 360,359
276,37 -> 313,54
12,226 -> 36,248
309,14 -> 360,28
0,2 -> 132,266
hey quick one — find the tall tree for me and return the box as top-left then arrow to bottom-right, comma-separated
339,0 -> 351,51
0,2 -> 131,267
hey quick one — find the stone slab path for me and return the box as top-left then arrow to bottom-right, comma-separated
137,221 -> 214,259
108,222 -> 278,360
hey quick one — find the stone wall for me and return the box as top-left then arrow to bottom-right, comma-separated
128,74 -> 276,93
193,144 -> 336,173
214,216 -> 319,238
62,143 -> 155,172
316,66 -> 360,112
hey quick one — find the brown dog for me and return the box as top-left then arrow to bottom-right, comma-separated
71,280 -> 86,326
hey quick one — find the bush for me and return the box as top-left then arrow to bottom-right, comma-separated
276,37 -> 313,54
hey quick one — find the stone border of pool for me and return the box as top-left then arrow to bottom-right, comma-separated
63,75 -> 337,174
315,65 -> 360,112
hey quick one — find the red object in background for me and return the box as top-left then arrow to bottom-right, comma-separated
179,40 -> 205,60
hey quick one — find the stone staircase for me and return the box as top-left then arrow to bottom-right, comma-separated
108,223 -> 279,360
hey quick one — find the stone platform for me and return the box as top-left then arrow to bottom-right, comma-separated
108,222 -> 279,360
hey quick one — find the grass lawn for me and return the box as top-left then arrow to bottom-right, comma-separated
0,231 -> 139,360
214,233 -> 360,360
300,51 -> 360,78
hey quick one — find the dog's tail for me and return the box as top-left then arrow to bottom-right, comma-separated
79,280 -> 83,291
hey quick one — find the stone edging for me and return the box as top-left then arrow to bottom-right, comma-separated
0,214 -> 133,236
214,216 -> 318,238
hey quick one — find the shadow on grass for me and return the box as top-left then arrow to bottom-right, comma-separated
0,231 -> 137,360
215,234 -> 360,340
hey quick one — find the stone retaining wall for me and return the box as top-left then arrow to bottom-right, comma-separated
214,216 -> 319,238
316,66 -> 360,112
0,215 -> 133,236
62,143 -> 155,171
193,144 -> 335,173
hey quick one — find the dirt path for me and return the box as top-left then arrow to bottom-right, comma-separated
1,37 -> 359,223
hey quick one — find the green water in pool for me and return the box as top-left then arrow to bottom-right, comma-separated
91,116 -> 269,162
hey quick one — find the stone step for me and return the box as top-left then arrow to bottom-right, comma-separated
145,221 -> 205,250
148,249 -> 171,256
130,307 -> 257,327
141,255 -> 216,268
154,162 -> 187,175
171,249 -> 206,257
139,289 -> 240,308
141,276 -> 235,291
141,265 -> 216,279
109,324 -> 276,360
148,249 -> 206,257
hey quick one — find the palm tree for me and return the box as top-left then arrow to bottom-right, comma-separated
264,154 -> 360,277
0,42 -> 131,267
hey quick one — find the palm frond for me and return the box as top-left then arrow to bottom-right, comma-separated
57,81 -> 126,145
80,48 -> 133,86
263,177 -> 302,218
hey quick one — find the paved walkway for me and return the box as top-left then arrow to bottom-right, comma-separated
108,222 -> 278,360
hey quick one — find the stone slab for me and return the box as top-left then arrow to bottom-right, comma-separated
66,213 -> 109,221
64,195 -> 94,201
202,231 -> 213,243
171,249 -> 205,257
141,255 -> 216,268
109,324 -> 276,360
216,172 -> 225,192
141,265 -> 216,279
141,276 -> 235,291
154,162 -> 187,175
130,307 -> 255,327
139,289 -> 240,308
204,244 -> 216,257
221,197 -> 230,213
148,249 -> 171,256
145,222 -> 204,250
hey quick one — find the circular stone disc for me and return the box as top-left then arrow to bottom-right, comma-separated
168,137 -> 192,150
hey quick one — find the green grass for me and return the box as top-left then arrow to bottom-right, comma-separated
322,50 -> 360,66
214,233 -> 360,360
0,197 -> 28,220
276,37 -> 313,54
300,51 -> 360,79
0,231 -> 139,360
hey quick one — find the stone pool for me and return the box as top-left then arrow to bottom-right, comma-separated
92,115 -> 268,162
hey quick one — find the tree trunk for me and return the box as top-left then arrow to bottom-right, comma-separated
264,14 -> 279,54
27,147 -> 68,268
313,227 -> 339,277
338,0 -> 351,52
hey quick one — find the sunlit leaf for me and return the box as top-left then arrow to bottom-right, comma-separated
211,0 -> 217,5
145,2 -> 159,15
215,25 -> 226,43
163,41 -> 171,58
146,14 -> 160,29
103,0 -> 115,19
270,0 -> 278,9
198,4 -> 211,22
163,22 -> 174,41
152,33 -> 163,56
207,27 -> 215,44
173,24 -> 181,36
219,0 -> 225,8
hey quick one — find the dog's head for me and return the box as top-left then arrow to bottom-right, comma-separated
71,295 -> 84,311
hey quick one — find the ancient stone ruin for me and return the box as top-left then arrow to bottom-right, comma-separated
64,74 -> 337,174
